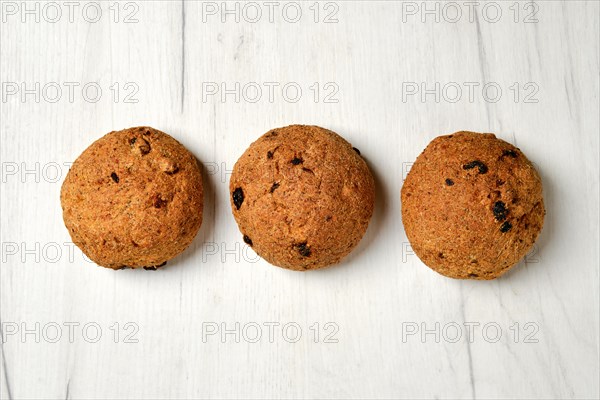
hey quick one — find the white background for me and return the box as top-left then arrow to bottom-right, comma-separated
1,1 -> 599,399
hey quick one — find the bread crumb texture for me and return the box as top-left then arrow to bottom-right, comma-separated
61,126 -> 203,269
230,125 -> 375,271
401,131 -> 545,280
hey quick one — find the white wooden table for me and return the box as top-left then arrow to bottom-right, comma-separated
1,1 -> 598,399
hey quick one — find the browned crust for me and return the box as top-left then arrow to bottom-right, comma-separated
401,131 -> 545,280
230,125 -> 375,270
60,126 -> 203,269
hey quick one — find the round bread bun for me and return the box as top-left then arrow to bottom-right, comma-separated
230,125 -> 375,271
61,126 -> 203,270
401,131 -> 545,280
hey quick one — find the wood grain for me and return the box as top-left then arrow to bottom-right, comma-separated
1,1 -> 598,398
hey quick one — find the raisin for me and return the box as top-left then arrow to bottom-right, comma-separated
267,151 -> 274,159
154,195 -> 168,208
269,182 -> 280,193
232,187 -> 244,210
165,166 -> 179,175
110,172 -> 119,183
353,147 -> 361,155
140,142 -> 151,155
243,235 -> 253,246
295,242 -> 311,257
500,221 -> 512,233
132,138 -> 151,155
445,178 -> 454,186
468,273 -> 479,278
144,261 -> 166,271
502,149 -> 518,158
291,157 -> 303,165
463,160 -> 488,174
492,201 -> 508,221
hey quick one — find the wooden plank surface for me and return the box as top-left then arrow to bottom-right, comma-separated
1,1 -> 598,398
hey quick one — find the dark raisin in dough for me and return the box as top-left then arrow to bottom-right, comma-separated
232,187 -> 244,210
